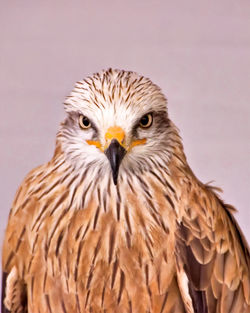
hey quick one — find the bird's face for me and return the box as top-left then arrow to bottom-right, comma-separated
59,69 -> 177,184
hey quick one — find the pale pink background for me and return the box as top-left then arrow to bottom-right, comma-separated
0,0 -> 249,249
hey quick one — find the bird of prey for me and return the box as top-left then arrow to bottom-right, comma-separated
2,68 -> 250,313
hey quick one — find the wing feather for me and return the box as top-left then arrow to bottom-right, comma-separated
1,166 -> 42,313
175,183 -> 250,313
1,272 -> 11,313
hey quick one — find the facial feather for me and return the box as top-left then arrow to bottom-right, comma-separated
58,69 -> 180,178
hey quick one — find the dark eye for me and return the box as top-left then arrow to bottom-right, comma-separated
79,115 -> 91,129
139,113 -> 153,128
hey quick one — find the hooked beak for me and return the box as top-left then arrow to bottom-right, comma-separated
87,125 -> 146,185
105,139 -> 126,185
104,126 -> 126,185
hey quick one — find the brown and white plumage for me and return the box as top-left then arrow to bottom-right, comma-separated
2,69 -> 250,313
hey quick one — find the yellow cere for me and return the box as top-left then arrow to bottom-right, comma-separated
105,126 -> 125,144
87,126 -> 146,151
86,140 -> 103,151
129,138 -> 147,150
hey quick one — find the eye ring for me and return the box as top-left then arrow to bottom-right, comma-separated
139,113 -> 153,128
79,115 -> 91,129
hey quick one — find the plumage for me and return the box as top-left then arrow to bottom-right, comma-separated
2,68 -> 250,313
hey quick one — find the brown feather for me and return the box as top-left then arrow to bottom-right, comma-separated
2,69 -> 249,313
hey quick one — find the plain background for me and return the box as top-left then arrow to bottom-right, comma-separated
0,1 -> 249,253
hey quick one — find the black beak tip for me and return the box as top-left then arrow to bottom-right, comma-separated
112,173 -> 118,186
105,139 -> 126,185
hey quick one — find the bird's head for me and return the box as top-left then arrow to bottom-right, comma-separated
58,69 -> 181,184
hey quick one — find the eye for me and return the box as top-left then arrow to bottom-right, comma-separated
139,113 -> 153,128
79,115 -> 91,129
